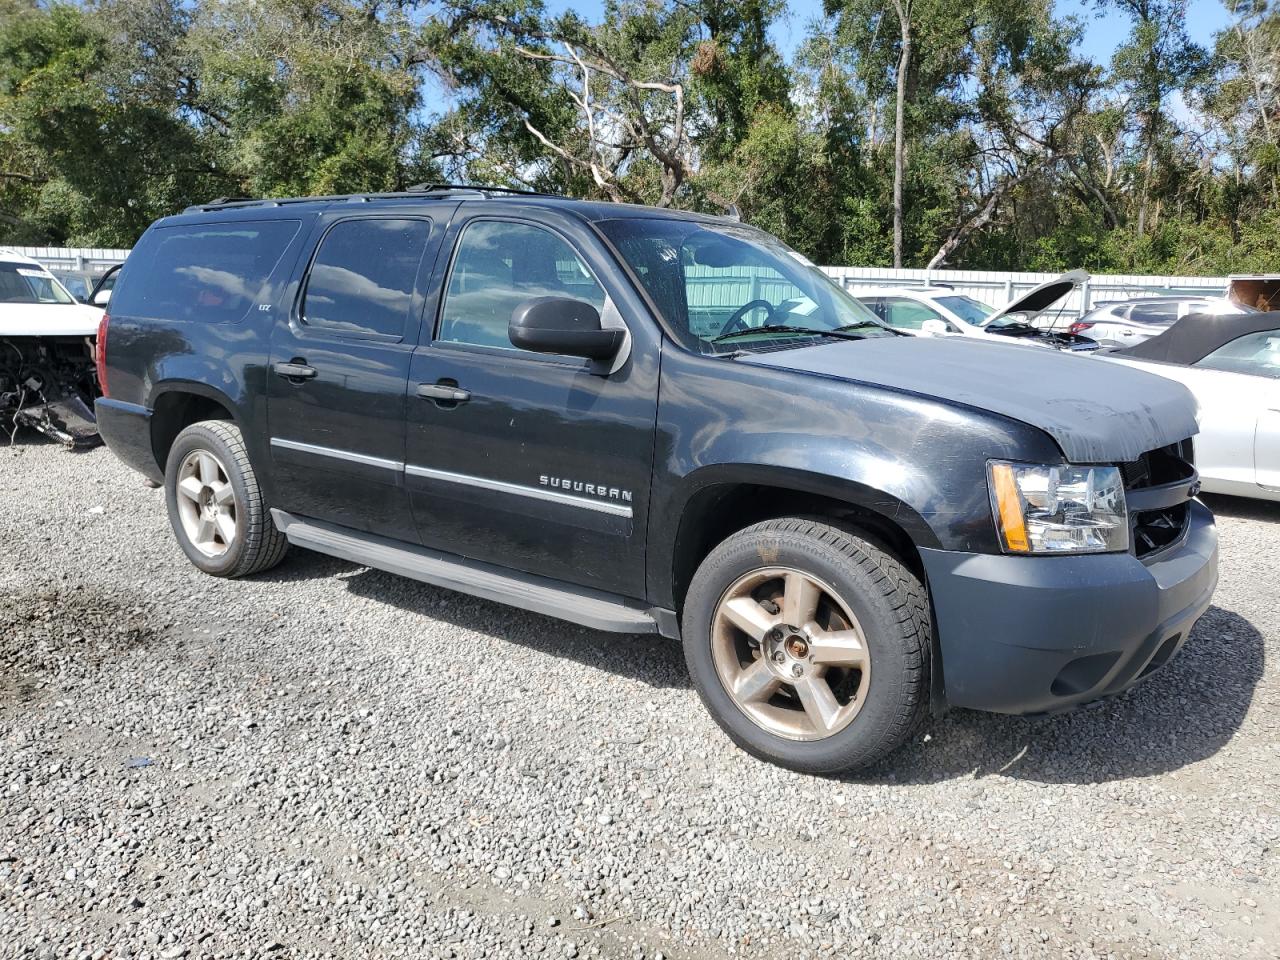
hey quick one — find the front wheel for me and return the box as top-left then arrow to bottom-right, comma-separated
164,420 -> 288,578
682,518 -> 931,774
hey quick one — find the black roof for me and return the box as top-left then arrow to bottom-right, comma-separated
1114,310 -> 1280,365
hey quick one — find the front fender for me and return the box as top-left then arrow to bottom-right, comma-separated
647,347 -> 1062,607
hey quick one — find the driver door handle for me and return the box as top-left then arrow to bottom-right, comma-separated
417,383 -> 471,403
273,361 -> 317,380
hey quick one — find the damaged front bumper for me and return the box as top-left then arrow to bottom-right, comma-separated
1,334 -> 102,447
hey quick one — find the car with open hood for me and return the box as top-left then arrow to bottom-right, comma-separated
0,248 -> 103,445
854,270 -> 1099,351
95,187 -> 1215,774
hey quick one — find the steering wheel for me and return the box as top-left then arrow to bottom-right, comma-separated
718,299 -> 779,336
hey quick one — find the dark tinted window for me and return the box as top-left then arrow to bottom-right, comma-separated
438,220 -> 605,350
302,218 -> 431,339
110,220 -> 301,323
1127,302 -> 1181,324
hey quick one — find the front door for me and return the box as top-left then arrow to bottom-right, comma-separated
268,212 -> 450,541
404,211 -> 660,598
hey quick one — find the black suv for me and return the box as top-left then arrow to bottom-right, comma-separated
95,186 -> 1218,773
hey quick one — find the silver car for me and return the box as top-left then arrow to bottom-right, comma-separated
1069,296 -> 1255,347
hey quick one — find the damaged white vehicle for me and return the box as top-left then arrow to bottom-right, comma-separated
0,249 -> 104,446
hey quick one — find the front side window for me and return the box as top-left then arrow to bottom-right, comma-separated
597,218 -> 890,353
302,218 -> 431,339
438,220 -> 606,351
0,262 -> 76,304
1195,329 -> 1280,379
877,297 -> 946,332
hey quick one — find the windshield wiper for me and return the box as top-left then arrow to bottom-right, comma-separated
834,320 -> 903,335
711,324 -> 864,343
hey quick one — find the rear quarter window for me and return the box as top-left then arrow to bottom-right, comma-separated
111,219 -> 302,323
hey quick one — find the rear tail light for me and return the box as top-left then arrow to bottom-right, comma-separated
1067,320 -> 1094,336
96,313 -> 110,397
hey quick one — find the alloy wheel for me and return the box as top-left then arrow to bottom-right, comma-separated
174,449 -> 238,558
711,566 -> 871,741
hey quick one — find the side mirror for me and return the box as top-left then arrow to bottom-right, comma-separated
509,297 -> 624,361
920,318 -> 948,336
89,287 -> 111,307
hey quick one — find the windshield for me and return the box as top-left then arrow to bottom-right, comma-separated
597,218 -> 891,353
0,262 -> 76,304
935,295 -> 995,325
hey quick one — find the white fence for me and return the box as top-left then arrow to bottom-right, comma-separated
10,245 -> 1230,325
823,266 -> 1227,328
4,245 -> 130,274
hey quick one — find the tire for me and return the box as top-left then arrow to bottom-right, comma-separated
682,517 -> 930,774
163,419 -> 288,578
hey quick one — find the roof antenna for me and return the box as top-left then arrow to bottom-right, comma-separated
724,203 -> 742,222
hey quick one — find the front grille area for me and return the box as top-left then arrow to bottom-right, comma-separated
1120,439 -> 1196,559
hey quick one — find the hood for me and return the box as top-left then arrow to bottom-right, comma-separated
739,335 -> 1199,463
0,302 -> 102,338
984,269 -> 1088,327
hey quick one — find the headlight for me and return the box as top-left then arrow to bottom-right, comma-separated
987,461 -> 1128,554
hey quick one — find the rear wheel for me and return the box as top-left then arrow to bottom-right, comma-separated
682,517 -> 930,774
164,420 -> 287,578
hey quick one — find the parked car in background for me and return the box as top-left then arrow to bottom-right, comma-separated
95,187 -> 1215,774
0,249 -> 102,445
1102,311 -> 1280,502
1068,296 -> 1255,348
51,265 -> 120,306
854,270 -> 1099,352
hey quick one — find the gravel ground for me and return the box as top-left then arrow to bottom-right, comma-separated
1,437 -> 1278,960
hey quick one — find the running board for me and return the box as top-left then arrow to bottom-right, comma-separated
270,510 -> 662,635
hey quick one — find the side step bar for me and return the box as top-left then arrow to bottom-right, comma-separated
270,510 -> 665,636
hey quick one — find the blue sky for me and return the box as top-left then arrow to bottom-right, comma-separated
541,0 -> 1234,63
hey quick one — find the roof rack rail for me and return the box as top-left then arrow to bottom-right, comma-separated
185,184 -> 567,213
407,182 -> 563,198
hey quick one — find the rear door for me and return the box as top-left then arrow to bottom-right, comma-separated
402,207 -> 661,598
267,210 -> 453,540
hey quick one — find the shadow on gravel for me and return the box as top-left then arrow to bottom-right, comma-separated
259,544 -> 1261,777
1201,492 -> 1280,523
337,567 -> 692,690
851,604 -> 1263,785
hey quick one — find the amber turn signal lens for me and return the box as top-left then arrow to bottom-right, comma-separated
989,462 -> 1030,553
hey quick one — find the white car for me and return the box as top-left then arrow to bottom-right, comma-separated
1102,312 -> 1280,502
1,248 -> 104,445
854,270 -> 1099,352
1068,295 -> 1255,348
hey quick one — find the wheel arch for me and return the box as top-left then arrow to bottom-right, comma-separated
149,381 -> 240,474
663,465 -> 939,618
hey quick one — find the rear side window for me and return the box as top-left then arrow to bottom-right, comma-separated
111,219 -> 301,323
301,218 -> 432,340
1126,302 -> 1181,324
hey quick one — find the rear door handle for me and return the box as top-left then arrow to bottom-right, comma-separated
417,383 -> 471,403
273,361 -> 317,380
